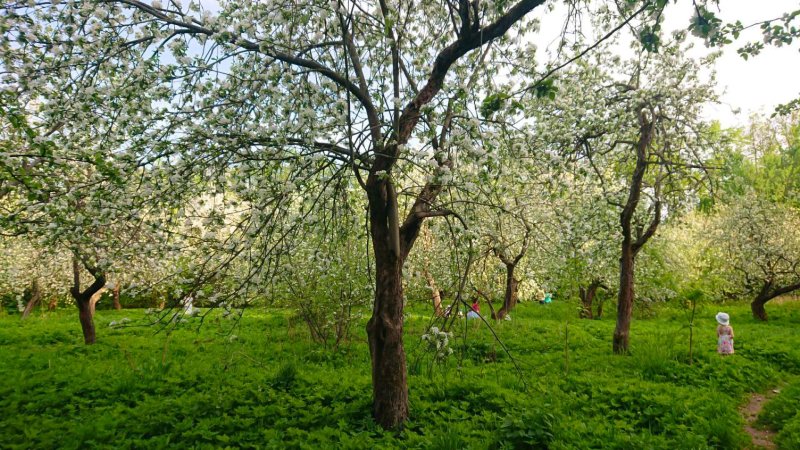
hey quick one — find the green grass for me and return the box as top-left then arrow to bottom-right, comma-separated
759,381 -> 800,449
1,300 -> 799,449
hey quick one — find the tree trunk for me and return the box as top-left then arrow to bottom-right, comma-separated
613,246 -> 635,353
750,281 -> 800,321
112,284 -> 121,310
77,300 -> 96,344
579,281 -> 600,319
493,263 -> 519,320
613,109 -> 656,354
751,295 -> 769,321
70,256 -> 106,346
422,269 -> 443,317
596,297 -> 604,318
580,280 -> 604,319
88,288 -> 106,317
579,286 -> 590,319
21,279 -> 42,319
365,183 -> 408,429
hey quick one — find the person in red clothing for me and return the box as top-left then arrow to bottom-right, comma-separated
467,299 -> 480,319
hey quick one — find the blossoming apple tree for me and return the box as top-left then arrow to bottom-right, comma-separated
1,0 -> 696,426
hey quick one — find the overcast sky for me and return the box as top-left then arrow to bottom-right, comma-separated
534,0 -> 800,127
668,0 -> 799,126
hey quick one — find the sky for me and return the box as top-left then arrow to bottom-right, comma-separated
664,0 -> 800,126
535,0 -> 800,127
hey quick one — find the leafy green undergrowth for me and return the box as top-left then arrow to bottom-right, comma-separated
759,381 -> 800,449
1,300 -> 799,449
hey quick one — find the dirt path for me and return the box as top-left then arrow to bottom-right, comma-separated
740,389 -> 780,450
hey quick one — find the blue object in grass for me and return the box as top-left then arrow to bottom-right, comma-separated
543,293 -> 552,304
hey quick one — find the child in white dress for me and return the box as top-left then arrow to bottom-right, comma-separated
716,312 -> 734,355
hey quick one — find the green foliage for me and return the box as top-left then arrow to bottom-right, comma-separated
1,300 -> 798,448
759,382 -> 800,431
480,92 -> 510,118
480,91 -> 524,118
775,98 -> 800,117
639,24 -> 661,53
272,362 -> 298,390
533,78 -> 558,100
776,414 -> 800,449
275,234 -> 370,349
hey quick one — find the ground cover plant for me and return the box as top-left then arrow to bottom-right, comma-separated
2,299 -> 799,449
759,380 -> 800,449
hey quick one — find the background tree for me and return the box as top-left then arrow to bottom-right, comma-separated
713,195 -> 800,320
528,39 -> 718,352
0,92 -> 177,341
0,237 -> 71,315
548,182 -> 618,319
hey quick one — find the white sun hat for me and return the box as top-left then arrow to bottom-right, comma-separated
715,312 -> 730,326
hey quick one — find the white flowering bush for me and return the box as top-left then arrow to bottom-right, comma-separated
277,234 -> 371,350
421,326 -> 454,363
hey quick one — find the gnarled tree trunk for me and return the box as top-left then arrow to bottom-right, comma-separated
422,268 -> 443,317
579,280 -> 604,319
613,246 -> 635,353
752,282 -> 771,321
612,108 -> 658,355
112,284 -> 121,310
366,180 -> 409,429
493,263 -> 519,320
77,300 -> 96,344
357,0 -> 543,428
21,279 -> 42,319
70,256 -> 106,345
751,297 -> 768,321
751,281 -> 800,321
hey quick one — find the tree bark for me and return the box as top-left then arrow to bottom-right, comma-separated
112,284 -> 121,310
422,269 -> 443,317
365,181 -> 408,429
493,263 -> 519,320
70,256 -> 106,345
612,108 -> 657,355
613,246 -> 635,353
750,281 -> 800,321
751,297 -> 768,321
579,280 -> 602,319
78,300 -> 96,344
88,288 -> 106,317
21,279 -> 42,319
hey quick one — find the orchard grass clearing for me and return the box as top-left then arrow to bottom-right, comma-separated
2,300 -> 799,449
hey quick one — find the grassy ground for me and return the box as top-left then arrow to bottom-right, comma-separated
1,299 -> 799,449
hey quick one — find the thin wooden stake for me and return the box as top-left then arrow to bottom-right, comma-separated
564,320 -> 570,376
